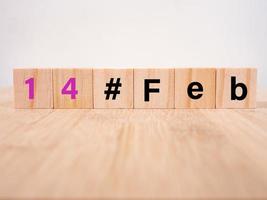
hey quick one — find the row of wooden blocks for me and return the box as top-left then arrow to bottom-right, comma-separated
13,68 -> 257,109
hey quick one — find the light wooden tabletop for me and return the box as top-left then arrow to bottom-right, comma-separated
0,87 -> 267,200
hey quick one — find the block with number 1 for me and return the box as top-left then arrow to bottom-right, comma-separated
53,69 -> 93,108
13,68 -> 53,108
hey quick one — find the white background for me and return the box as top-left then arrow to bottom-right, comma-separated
0,0 -> 266,88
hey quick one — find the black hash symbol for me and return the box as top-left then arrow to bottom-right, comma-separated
104,78 -> 122,100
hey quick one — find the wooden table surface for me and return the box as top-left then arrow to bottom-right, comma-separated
0,87 -> 267,200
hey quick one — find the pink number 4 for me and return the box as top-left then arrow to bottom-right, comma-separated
25,77 -> 34,100
61,78 -> 78,99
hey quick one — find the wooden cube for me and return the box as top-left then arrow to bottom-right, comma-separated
13,68 -> 53,108
53,69 -> 93,108
93,69 -> 133,108
216,68 -> 257,108
134,69 -> 174,108
175,68 -> 216,108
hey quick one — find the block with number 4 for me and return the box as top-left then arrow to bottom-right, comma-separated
13,68 -> 53,108
53,69 -> 93,108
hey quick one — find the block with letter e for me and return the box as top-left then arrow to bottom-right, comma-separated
175,68 -> 216,108
53,68 -> 93,108
13,68 -> 53,108
134,69 -> 175,108
216,68 -> 257,108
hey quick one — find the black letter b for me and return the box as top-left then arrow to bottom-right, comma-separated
231,76 -> 247,100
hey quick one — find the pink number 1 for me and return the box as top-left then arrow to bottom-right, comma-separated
25,77 -> 34,100
61,78 -> 78,99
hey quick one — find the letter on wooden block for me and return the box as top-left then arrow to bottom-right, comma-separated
53,69 -> 93,108
13,68 -> 53,108
93,69 -> 133,108
134,69 -> 175,108
216,68 -> 257,108
175,68 -> 216,108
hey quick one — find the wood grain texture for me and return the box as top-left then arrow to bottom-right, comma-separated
0,87 -> 267,199
175,68 -> 216,108
93,69 -> 133,108
53,68 -> 93,109
134,68 -> 174,108
216,68 -> 257,108
13,68 -> 53,108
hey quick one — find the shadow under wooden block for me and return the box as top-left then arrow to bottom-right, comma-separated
175,68 -> 216,108
53,69 -> 93,109
93,69 -> 133,108
216,68 -> 257,108
134,69 -> 175,108
13,68 -> 53,108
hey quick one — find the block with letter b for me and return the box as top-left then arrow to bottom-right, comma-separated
175,68 -> 216,108
216,68 -> 257,108
134,69 -> 175,108
53,68 -> 93,108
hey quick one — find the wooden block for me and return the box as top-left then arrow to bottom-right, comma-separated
13,68 -> 53,108
134,69 -> 174,108
53,69 -> 93,109
216,68 -> 257,108
93,69 -> 133,108
175,68 -> 216,108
